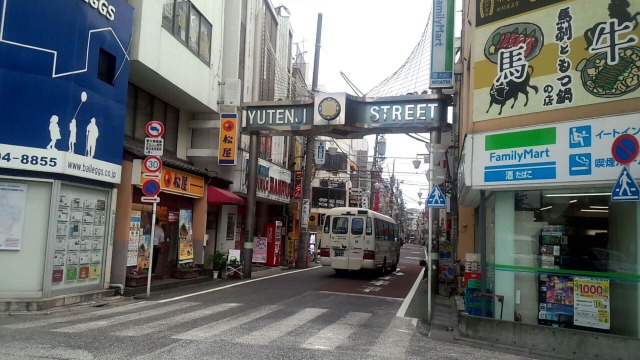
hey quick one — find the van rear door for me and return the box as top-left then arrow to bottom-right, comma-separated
330,216 -> 350,269
347,216 -> 365,270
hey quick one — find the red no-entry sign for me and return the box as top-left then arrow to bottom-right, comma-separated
611,134 -> 639,165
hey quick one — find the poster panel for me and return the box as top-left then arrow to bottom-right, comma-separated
574,277 -> 610,329
253,237 -> 267,263
0,182 -> 28,250
473,0 -> 640,122
127,211 -> 141,266
178,209 -> 194,262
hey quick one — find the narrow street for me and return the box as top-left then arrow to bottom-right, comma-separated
0,245 -> 530,360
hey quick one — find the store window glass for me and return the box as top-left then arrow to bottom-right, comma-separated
187,4 -> 200,54
162,0 -> 175,32
174,1 -> 189,43
482,188 -> 640,338
199,17 -> 212,63
51,185 -> 110,293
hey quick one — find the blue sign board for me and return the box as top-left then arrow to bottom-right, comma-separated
569,126 -> 591,149
569,153 -> 591,176
0,0 -> 133,183
426,185 -> 446,208
484,162 -> 557,183
611,167 -> 640,202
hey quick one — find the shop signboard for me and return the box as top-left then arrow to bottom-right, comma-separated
138,166 -> 205,198
0,182 -> 27,250
218,113 -> 238,165
574,277 -> 610,329
472,113 -> 640,188
473,0 -> 640,123
429,0 -> 455,88
0,0 -> 133,183
240,154 -> 291,203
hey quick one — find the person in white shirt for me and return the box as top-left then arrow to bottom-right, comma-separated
152,217 -> 165,274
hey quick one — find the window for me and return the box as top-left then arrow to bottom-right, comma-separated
332,217 -> 349,235
97,49 -> 116,85
375,219 -> 384,241
323,215 -> 330,234
366,217 -> 372,235
162,1 -> 211,65
351,218 -> 363,235
161,0 -> 174,31
199,17 -> 211,63
187,4 -> 200,54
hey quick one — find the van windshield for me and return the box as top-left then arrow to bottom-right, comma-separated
332,217 -> 349,235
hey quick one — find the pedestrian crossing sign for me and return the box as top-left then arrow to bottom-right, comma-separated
611,166 -> 640,202
426,185 -> 446,208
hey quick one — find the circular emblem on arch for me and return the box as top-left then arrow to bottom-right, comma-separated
318,97 -> 341,121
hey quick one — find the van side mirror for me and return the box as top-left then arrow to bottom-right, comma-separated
419,259 -> 427,267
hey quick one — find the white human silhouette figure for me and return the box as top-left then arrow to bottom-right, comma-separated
431,187 -> 442,204
571,128 -> 588,147
68,119 -> 77,154
618,169 -> 632,196
85,118 -> 99,158
47,115 -> 61,150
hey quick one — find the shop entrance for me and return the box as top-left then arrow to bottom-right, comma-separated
130,188 -> 196,283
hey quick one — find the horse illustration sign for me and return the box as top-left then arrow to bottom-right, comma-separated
473,0 -> 640,122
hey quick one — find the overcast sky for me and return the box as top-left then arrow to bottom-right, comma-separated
282,0 -> 439,209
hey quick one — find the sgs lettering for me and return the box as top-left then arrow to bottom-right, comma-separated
82,0 -> 116,21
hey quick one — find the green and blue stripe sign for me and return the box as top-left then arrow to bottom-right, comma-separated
472,114 -> 640,188
483,128 -> 557,183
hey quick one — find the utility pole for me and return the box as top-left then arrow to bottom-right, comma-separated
427,88 -> 446,324
369,134 -> 379,210
297,13 -> 322,269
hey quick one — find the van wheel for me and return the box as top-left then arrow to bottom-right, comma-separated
390,254 -> 399,272
381,258 -> 389,275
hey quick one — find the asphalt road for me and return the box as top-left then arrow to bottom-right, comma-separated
0,244 -> 530,359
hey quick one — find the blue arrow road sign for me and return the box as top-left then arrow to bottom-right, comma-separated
611,166 -> 640,202
426,185 -> 446,208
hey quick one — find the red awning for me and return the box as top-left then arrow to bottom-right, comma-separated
207,187 -> 245,206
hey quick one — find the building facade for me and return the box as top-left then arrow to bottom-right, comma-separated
458,0 -> 640,345
0,0 -> 134,307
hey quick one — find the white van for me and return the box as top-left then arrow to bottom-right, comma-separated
318,207 -> 400,274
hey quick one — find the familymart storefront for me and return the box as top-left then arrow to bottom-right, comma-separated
461,113 -> 640,353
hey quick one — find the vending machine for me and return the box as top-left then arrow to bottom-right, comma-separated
263,221 -> 282,266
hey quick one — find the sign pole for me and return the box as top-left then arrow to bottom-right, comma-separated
427,142 -> 434,324
145,201 -> 157,298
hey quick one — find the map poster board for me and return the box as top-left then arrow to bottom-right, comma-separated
0,182 -> 28,250
252,236 -> 267,263
178,209 -> 193,262
127,211 -> 141,266
574,277 -> 610,329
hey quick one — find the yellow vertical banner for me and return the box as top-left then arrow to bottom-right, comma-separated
218,113 -> 237,165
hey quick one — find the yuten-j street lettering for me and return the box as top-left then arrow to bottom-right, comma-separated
368,103 -> 439,123
489,148 -> 551,163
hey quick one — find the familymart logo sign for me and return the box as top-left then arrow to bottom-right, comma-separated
484,127 -> 557,183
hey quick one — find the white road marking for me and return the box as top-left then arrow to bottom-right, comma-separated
368,316 -> 415,358
396,267 -> 424,318
362,286 -> 382,293
317,291 -> 403,300
3,301 -> 152,329
112,303 -> 241,336
173,305 -> 282,340
158,266 -> 322,303
53,302 -> 197,332
237,308 -> 327,345
301,312 -> 371,351
369,280 -> 389,286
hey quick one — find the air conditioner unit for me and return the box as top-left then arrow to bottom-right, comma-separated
224,79 -> 241,106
